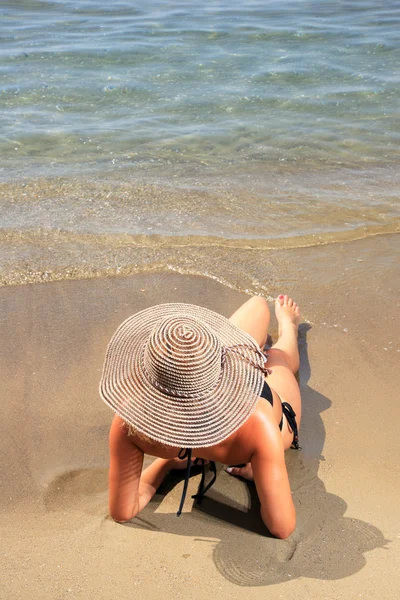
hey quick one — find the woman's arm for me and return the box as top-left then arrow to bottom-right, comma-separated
108,415 -> 171,522
251,416 -> 296,539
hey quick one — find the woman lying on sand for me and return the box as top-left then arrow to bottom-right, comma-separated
100,295 -> 301,539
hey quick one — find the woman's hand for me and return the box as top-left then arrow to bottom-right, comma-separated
226,463 -> 254,481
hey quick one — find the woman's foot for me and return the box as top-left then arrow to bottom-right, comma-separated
270,295 -> 301,374
275,295 -> 300,337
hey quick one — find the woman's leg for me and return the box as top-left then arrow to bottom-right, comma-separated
229,295 -> 302,447
266,295 -> 302,439
228,296 -> 270,348
270,295 -> 300,374
229,296 -> 301,449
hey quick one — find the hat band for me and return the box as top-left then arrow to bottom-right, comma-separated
223,344 -> 272,376
140,349 -> 225,399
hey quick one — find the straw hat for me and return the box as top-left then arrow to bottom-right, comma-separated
99,303 -> 269,448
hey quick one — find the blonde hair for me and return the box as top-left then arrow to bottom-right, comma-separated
125,422 -> 168,448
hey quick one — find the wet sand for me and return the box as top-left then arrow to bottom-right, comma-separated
1,235 -> 399,599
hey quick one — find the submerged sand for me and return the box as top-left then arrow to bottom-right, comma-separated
1,235 -> 399,599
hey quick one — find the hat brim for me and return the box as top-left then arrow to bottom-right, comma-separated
100,303 -> 266,448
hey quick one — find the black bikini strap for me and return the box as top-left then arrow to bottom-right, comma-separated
176,450 -> 217,516
178,448 -> 190,460
192,458 -> 206,500
281,402 -> 301,450
177,448 -> 192,516
192,460 -> 217,504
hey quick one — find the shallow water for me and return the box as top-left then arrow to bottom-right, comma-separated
0,1 -> 399,287
2,0 -> 399,176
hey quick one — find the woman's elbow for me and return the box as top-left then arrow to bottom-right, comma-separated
269,522 -> 296,539
262,510 -> 296,539
109,503 -> 137,523
111,514 -> 132,524
109,508 -> 131,523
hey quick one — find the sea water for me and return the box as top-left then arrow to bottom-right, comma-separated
0,0 -> 399,287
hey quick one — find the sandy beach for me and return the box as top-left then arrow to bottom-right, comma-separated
1,234 -> 399,599
1,2 -> 399,597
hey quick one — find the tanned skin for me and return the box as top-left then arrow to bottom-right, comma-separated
108,295 -> 301,539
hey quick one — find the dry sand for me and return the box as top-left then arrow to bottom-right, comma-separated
1,235 -> 399,600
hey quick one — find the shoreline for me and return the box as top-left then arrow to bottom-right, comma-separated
1,169 -> 399,288
1,226 -> 399,300
1,235 -> 399,597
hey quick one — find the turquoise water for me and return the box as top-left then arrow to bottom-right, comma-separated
0,1 -> 399,286
1,0 -> 399,177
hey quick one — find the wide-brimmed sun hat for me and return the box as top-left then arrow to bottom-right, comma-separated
99,302 -> 270,448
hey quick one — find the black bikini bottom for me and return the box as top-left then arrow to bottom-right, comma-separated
260,381 -> 300,449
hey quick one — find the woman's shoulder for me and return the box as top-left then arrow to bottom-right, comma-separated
226,399 -> 283,465
202,400 -> 279,464
246,397 -> 279,437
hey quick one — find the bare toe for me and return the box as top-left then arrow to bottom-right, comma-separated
275,294 -> 301,333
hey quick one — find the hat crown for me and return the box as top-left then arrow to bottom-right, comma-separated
143,316 -> 223,397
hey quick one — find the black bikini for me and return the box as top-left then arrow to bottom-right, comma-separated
176,381 -> 300,516
176,448 -> 216,516
260,381 -> 301,450
260,380 -> 282,428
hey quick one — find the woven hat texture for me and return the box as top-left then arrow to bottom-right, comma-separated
99,303 -> 267,448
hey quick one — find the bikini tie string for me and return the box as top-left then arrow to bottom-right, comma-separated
177,448 -> 192,516
192,459 -> 217,504
281,402 -> 302,450
176,449 -> 217,516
